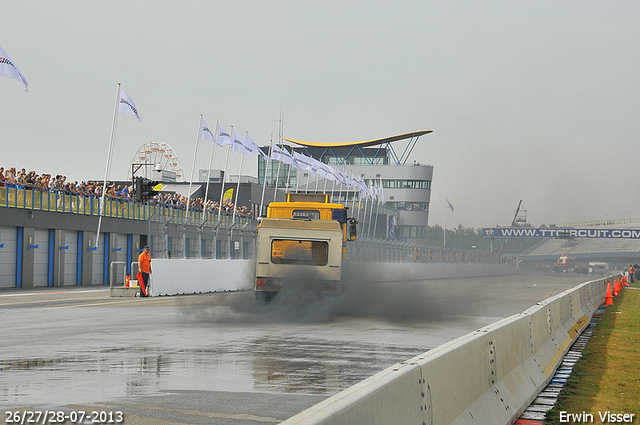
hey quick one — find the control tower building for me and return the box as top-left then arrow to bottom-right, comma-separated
258,131 -> 433,244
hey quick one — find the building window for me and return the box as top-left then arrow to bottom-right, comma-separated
259,156 -> 297,188
380,179 -> 431,189
398,226 -> 426,239
384,202 -> 429,212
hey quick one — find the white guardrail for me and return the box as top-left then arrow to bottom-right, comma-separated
281,275 -> 610,425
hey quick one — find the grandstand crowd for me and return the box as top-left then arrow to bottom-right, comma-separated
0,166 -> 252,217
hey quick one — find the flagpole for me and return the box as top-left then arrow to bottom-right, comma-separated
181,115 -> 202,258
285,158 -> 291,194
322,170 -> 328,195
344,168 -> 349,207
217,128 -> 232,222
259,136 -> 273,216
185,115 -> 202,218
371,180 -> 378,238
363,192 -> 369,236
367,179 -> 374,238
295,154 -> 300,194
351,171 -> 357,212
444,197 -> 447,247
276,110 -> 285,199
330,170 -> 336,202
337,169 -> 343,202
373,176 -> 382,238
203,120 -> 218,219
356,179 -> 363,223
273,154 -> 283,200
96,83 -> 121,249
232,131 -> 246,223
373,201 -> 379,239
232,154 -> 244,223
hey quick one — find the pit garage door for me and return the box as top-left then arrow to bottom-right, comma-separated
92,237 -> 105,285
64,230 -> 78,285
0,226 -> 17,288
33,229 -> 50,287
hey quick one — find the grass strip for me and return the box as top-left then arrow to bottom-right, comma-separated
545,281 -> 640,424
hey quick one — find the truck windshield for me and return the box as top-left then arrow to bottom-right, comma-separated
271,239 -> 328,265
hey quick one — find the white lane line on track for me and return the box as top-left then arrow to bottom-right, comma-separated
0,289 -> 109,297
0,297 -> 160,308
0,296 -> 112,306
45,299 -> 145,309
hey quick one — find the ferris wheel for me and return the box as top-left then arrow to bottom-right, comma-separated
128,141 -> 184,181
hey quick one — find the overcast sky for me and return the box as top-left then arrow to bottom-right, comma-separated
2,1 -> 639,229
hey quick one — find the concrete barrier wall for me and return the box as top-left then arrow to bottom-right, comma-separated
281,276 -> 610,425
150,259 -> 255,296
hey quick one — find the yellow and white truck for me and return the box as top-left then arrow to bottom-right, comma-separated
255,193 -> 357,300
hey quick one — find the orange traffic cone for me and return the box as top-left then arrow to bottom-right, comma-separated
623,275 -> 630,287
604,280 -> 613,306
613,277 -> 621,296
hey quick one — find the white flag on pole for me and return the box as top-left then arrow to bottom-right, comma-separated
356,177 -> 367,198
446,197 -> 455,213
217,124 -> 234,147
292,151 -> 314,171
118,88 -> 142,121
379,181 -> 386,205
245,134 -> 268,159
314,160 -> 334,180
344,171 -> 356,188
353,174 -> 367,192
368,180 -> 376,200
200,118 -> 216,142
0,45 -> 28,92
271,143 -> 298,167
231,131 -> 254,157
358,179 -> 367,199
322,163 -> 337,181
307,156 -> 325,176
335,169 -> 348,185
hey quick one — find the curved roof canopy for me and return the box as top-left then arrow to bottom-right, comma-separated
283,130 -> 432,148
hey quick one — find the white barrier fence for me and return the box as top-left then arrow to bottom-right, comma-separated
282,276 -> 609,425
150,259 -> 255,296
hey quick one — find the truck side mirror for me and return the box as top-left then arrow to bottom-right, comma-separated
348,218 -> 358,241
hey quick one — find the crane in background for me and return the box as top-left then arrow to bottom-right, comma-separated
499,200 -> 525,255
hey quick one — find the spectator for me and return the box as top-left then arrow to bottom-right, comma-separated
0,165 -> 254,218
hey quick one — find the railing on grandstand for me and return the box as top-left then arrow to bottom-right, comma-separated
0,185 -> 253,228
562,217 -> 640,228
2,186 -> 503,264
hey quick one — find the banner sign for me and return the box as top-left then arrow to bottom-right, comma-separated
483,227 -> 640,239
388,215 -> 396,239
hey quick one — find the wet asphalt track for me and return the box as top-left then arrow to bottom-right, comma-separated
0,272 -> 597,424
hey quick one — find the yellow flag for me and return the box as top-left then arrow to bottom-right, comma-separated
223,188 -> 234,203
